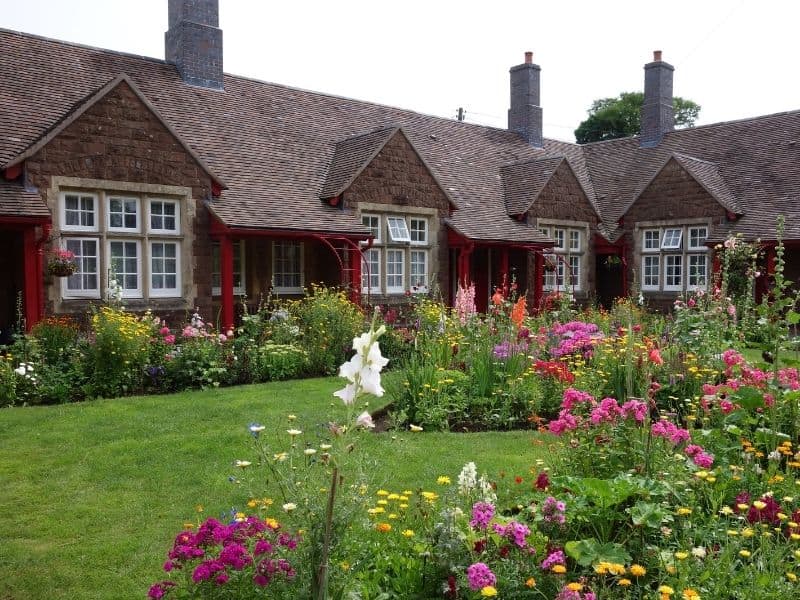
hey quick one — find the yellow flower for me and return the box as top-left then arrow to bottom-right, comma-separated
682,588 -> 700,600
525,577 -> 536,588
375,522 -> 391,533
481,586 -> 497,597
618,578 -> 632,587
676,507 -> 692,516
410,424 -> 423,432
630,564 -> 646,577
552,565 -> 567,574
437,476 -> 451,485
674,551 -> 689,560
753,500 -> 767,510
421,491 -> 439,502
658,585 -> 675,595
787,572 -> 798,582
376,490 -> 389,496
402,529 -> 414,538
567,582 -> 583,591
739,550 -> 751,558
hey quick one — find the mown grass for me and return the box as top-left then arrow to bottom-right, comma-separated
0,377 -> 551,599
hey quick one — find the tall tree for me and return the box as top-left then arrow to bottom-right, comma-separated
574,92 -> 700,144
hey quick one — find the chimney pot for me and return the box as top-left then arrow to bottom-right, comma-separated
524,51 -> 533,64
165,0 -> 224,90
653,50 -> 662,62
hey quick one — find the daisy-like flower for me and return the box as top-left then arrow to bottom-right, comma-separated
304,448 -> 317,456
282,502 -> 297,512
410,424 -> 423,432
234,460 -> 252,468
629,564 -> 646,577
437,476 -> 451,485
287,429 -> 302,437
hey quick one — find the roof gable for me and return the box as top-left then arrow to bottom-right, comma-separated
622,152 -> 742,219
4,73 -> 226,190
501,156 -> 564,216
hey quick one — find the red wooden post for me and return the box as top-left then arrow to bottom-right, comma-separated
533,251 -> 544,310
766,245 -> 777,277
500,247 -> 509,292
349,247 -> 362,305
219,235 -> 235,332
22,227 -> 39,331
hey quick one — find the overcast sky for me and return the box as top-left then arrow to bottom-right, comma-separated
2,0 -> 797,142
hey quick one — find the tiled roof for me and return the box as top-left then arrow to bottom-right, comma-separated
501,156 -> 564,216
320,127 -> 398,199
0,29 -> 551,243
0,180 -> 50,218
582,112 -> 800,240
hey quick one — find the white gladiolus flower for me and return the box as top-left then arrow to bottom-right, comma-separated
333,318 -> 388,407
333,383 -> 357,405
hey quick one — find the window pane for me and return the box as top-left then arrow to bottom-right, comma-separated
387,217 -> 410,242
689,254 -> 708,288
110,240 -> 139,293
643,230 -> 660,250
410,250 -> 427,290
643,255 -> 660,288
65,238 -> 98,293
689,227 -> 708,249
569,230 -> 580,252
386,249 -> 404,290
410,218 -> 427,244
362,215 -> 380,241
273,241 -> 303,289
553,229 -> 566,250
361,248 -> 381,291
664,255 -> 683,288
662,228 -> 683,250
108,197 -> 138,230
151,242 -> 179,294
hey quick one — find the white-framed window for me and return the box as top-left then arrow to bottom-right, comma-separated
358,211 -> 434,295
63,238 -> 100,298
688,254 -> 708,288
541,223 -> 585,292
386,249 -> 405,292
149,199 -> 180,234
59,189 -> 184,301
107,197 -> 139,232
410,249 -> 428,292
273,241 -> 304,293
553,229 -> 566,250
664,255 -> 683,290
643,229 -> 660,252
108,239 -> 141,297
569,230 -> 581,252
638,224 -> 710,293
661,228 -> 683,250
362,214 -> 381,243
211,240 -> 246,296
410,218 -> 428,245
688,226 -> 708,250
150,241 -> 181,297
61,192 -> 98,232
642,255 -> 660,290
361,248 -> 381,293
387,216 -> 411,242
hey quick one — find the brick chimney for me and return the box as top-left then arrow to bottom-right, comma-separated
508,51 -> 543,148
640,50 -> 674,147
165,0 -> 223,90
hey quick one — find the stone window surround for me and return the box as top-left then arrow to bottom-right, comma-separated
46,176 -> 196,312
634,217 -> 711,293
535,218 -> 590,293
357,203 -> 439,296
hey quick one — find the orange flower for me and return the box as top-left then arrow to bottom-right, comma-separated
511,296 -> 527,328
492,290 -> 505,305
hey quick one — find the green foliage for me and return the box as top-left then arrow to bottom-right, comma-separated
288,286 -> 366,376
253,343 -> 307,381
574,91 -> 701,143
82,306 -> 153,398
164,336 -> 228,390
0,358 -> 16,404
29,316 -> 80,366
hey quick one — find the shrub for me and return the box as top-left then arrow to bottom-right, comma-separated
288,286 -> 365,376
29,316 -> 80,366
163,314 -> 230,390
82,306 -> 153,398
0,357 -> 16,404
254,343 -> 307,381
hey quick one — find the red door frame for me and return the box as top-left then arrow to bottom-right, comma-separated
0,216 -> 50,330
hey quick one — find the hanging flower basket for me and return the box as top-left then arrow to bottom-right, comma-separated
48,249 -> 78,277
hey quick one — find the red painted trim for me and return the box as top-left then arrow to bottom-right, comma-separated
23,228 -> 38,331
0,216 -> 50,227
211,181 -> 223,198
349,247 -> 362,305
500,248 -> 509,289
620,242 -> 629,297
4,164 -> 22,180
210,219 -> 369,242
766,245 -> 777,276
219,235 -> 235,332
533,252 -> 544,310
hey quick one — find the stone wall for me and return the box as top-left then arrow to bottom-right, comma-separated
25,80 -> 215,319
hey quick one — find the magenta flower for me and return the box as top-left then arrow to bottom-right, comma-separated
469,502 -> 495,530
466,562 -> 496,590
541,549 -> 566,569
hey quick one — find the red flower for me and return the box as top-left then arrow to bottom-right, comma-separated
648,348 -> 664,365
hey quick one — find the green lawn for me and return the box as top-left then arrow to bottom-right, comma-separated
0,377 -> 550,599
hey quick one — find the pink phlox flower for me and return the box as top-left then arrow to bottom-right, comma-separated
651,420 -> 690,445
620,399 -> 648,423
548,409 -> 580,435
561,388 -> 595,410
218,543 -> 252,570
693,451 -> 714,469
722,349 -> 744,367
590,397 -> 623,425
541,549 -> 566,569
469,502 -> 495,530
466,562 -> 496,590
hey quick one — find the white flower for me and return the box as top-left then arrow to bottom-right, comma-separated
320,444 -> 332,450
356,411 -> 375,429
409,424 -> 423,432
359,367 -> 385,397
691,546 -> 707,559
304,448 -> 317,455
333,383 -> 358,405
249,424 -> 265,433
458,462 -> 477,494
287,429 -> 302,437
768,450 -> 782,461
14,365 -> 26,376
235,460 -> 252,468
282,502 -> 297,512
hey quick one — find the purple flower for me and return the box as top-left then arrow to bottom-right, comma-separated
469,502 -> 495,530
542,496 -> 567,524
466,562 -> 496,590
541,549 -> 566,570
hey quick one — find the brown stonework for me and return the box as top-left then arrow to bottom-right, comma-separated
25,80 -> 215,319
525,161 -> 600,304
623,157 -> 727,308
343,131 -> 452,302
